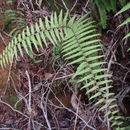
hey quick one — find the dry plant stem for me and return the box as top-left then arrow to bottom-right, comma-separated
54,73 -> 73,81
41,92 -> 52,130
116,87 -> 130,115
35,0 -> 42,9
105,55 -> 115,130
14,81 -> 45,109
26,70 -> 32,115
10,73 -> 24,108
71,88 -> 95,129
51,61 -> 71,83
15,90 -> 28,109
29,0 -> 34,10
1,65 -> 12,97
0,98 -> 43,127
26,70 -> 33,129
82,0 -> 90,14
28,118 -> 31,130
0,32 -> 6,46
0,128 -> 17,130
124,25 -> 129,45
70,0 -> 78,12
49,87 -> 96,130
105,42 -> 118,129
104,79 -> 111,130
84,0 -> 90,8
61,0 -> 69,10
73,95 -> 80,130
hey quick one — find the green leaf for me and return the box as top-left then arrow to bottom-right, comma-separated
115,2 -> 130,16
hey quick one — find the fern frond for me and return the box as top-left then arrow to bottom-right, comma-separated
0,11 -> 121,129
3,6 -> 26,36
119,0 -> 126,7
116,2 -> 130,16
116,2 -> 130,40
92,0 -> 125,29
115,2 -> 130,129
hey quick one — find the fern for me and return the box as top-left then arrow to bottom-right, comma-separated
91,0 -> 126,29
114,2 -> 130,129
116,2 -> 130,40
2,0 -> 26,36
0,11 -> 122,129
119,0 -> 126,7
116,1 -> 130,59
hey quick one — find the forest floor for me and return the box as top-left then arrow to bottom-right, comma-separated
0,0 -> 130,130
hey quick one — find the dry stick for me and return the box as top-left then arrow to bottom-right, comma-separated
71,89 -> 94,129
1,65 -> 12,98
61,0 -> 69,10
26,71 -> 32,115
0,32 -> 6,46
10,75 -> 29,109
73,95 -> 80,130
49,87 -> 96,130
0,98 -> 43,127
54,73 -> 73,81
82,0 -> 90,14
105,48 -> 117,129
84,0 -> 90,8
43,83 -> 60,129
82,108 -> 98,130
35,0 -> 42,9
25,70 -> 32,129
29,0 -> 35,11
70,0 -> 78,12
0,128 -> 18,130
40,93 -> 52,130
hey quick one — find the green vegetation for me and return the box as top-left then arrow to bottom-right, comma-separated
0,0 -> 130,129
0,10 -> 123,128
91,0 -> 126,29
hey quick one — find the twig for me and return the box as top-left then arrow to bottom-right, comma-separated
0,98 -> 43,127
70,0 -> 78,12
0,98 -> 27,118
73,95 -> 80,130
25,70 -> 32,129
26,70 -> 32,115
0,32 -> 6,46
48,87 -> 96,130
40,93 -> 52,130
54,73 -> 73,81
61,0 -> 69,10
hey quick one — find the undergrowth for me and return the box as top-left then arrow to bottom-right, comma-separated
0,10 -> 124,129
91,0 -> 126,29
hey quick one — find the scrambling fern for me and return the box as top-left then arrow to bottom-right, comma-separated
1,0 -> 26,36
116,2 -> 130,39
4,8 -> 26,36
115,3 -> 130,129
91,0 -> 126,29
0,11 -> 122,129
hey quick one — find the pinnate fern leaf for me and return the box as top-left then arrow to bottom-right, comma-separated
0,11 -> 122,129
116,2 -> 130,16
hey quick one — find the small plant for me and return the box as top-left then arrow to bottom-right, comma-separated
0,11 -> 123,129
91,0 -> 126,29
114,2 -> 130,129
1,0 -> 26,36
116,2 -> 130,39
52,44 -> 63,61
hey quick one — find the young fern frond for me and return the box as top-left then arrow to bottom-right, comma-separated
0,11 -> 122,129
